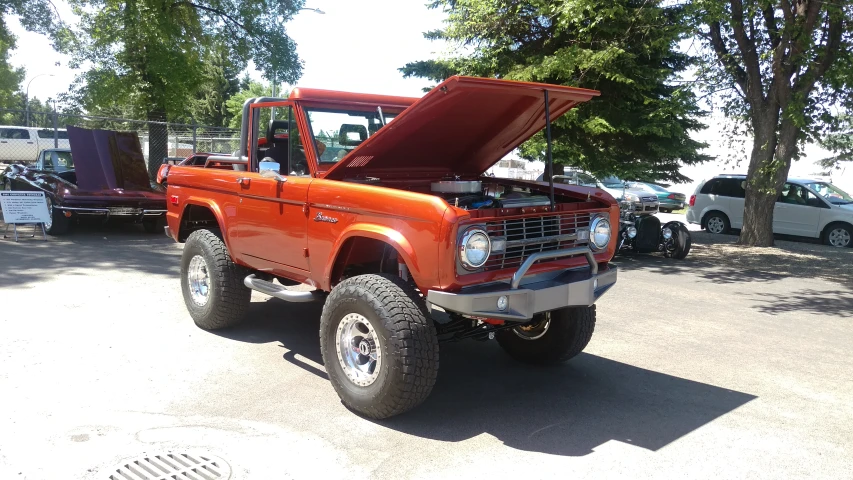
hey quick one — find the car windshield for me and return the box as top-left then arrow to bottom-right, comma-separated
804,181 -> 853,205
305,107 -> 400,164
601,176 -> 624,188
48,150 -> 74,171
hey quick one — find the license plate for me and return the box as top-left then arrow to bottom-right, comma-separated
109,207 -> 142,215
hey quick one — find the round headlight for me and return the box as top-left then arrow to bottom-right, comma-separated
460,228 -> 491,269
662,227 -> 673,240
589,217 -> 611,250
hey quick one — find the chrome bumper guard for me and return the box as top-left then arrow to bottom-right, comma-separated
426,247 -> 617,322
56,206 -> 167,220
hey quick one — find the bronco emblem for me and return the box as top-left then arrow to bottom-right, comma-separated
314,212 -> 339,223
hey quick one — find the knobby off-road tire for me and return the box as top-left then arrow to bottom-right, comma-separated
320,274 -> 439,419
181,229 -> 251,330
496,306 -> 596,365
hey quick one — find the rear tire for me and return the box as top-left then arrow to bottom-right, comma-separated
320,274 -> 439,419
704,212 -> 730,235
660,208 -> 671,213
496,306 -> 596,365
181,229 -> 251,330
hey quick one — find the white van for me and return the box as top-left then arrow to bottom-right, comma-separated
0,126 -> 71,163
686,174 -> 853,247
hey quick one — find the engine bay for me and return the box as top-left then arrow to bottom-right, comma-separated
339,175 -> 602,214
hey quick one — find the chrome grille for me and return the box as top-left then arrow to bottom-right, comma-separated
482,212 -> 593,271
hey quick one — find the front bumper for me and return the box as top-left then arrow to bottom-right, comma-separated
426,247 -> 617,322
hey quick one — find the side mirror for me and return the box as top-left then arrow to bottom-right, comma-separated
259,157 -> 280,174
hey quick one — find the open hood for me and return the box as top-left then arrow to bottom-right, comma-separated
322,76 -> 599,180
67,126 -> 152,191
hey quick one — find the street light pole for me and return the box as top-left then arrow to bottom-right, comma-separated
270,6 -> 324,120
25,73 -> 55,127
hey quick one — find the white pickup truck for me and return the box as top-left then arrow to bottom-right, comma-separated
0,126 -> 71,163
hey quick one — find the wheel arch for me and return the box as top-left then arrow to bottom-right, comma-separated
177,200 -> 227,244
324,225 -> 420,291
701,209 -> 730,229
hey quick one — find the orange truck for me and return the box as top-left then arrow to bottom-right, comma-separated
159,76 -> 619,419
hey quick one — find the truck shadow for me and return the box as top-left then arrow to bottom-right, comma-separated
218,297 -> 756,457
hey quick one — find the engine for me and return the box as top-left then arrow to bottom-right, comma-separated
430,180 -> 551,210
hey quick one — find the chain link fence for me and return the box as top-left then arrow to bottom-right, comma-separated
0,108 -> 240,177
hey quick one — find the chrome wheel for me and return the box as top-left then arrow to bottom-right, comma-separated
707,216 -> 725,234
336,313 -> 382,387
828,227 -> 851,247
514,312 -> 551,341
187,255 -> 210,306
44,197 -> 54,231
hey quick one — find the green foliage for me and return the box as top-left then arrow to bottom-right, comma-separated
0,23 -> 22,113
224,80 -> 276,130
401,0 -> 711,183
690,1 -> 853,154
189,43 -> 244,127
61,0 -> 305,122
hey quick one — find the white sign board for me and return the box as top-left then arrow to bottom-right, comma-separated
0,191 -> 51,224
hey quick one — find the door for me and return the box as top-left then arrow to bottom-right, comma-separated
0,128 -> 37,162
774,183 -> 823,237
233,103 -> 312,274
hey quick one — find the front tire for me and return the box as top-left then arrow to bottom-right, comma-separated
823,223 -> 852,248
496,306 -> 596,365
180,229 -> 251,330
44,196 -> 70,235
320,274 -> 439,419
666,223 -> 692,259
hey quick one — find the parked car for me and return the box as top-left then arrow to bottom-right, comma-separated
1,127 -> 166,235
614,181 -> 691,259
686,174 -> 853,247
0,126 -> 71,163
628,181 -> 686,213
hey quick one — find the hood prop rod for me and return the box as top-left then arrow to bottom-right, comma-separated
544,89 -> 556,211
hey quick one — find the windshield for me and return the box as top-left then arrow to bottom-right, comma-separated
804,182 -> 853,205
305,107 -> 399,165
46,150 -> 73,171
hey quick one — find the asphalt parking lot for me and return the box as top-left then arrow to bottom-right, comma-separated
1,220 -> 852,479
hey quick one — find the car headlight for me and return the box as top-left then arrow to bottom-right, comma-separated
622,192 -> 640,202
589,217 -> 611,250
459,228 -> 491,269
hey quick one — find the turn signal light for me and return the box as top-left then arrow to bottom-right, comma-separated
170,195 -> 179,206
689,195 -> 696,207
156,164 -> 170,185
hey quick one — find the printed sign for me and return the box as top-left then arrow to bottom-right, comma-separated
0,191 -> 51,224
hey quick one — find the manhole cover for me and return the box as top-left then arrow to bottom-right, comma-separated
108,452 -> 231,479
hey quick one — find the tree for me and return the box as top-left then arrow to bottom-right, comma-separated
401,0 -> 711,184
691,1 -> 853,246
224,80 -> 275,130
190,43 -> 244,127
62,0 -> 305,178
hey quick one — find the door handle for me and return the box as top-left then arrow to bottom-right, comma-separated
236,177 -> 250,186
260,170 -> 287,183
